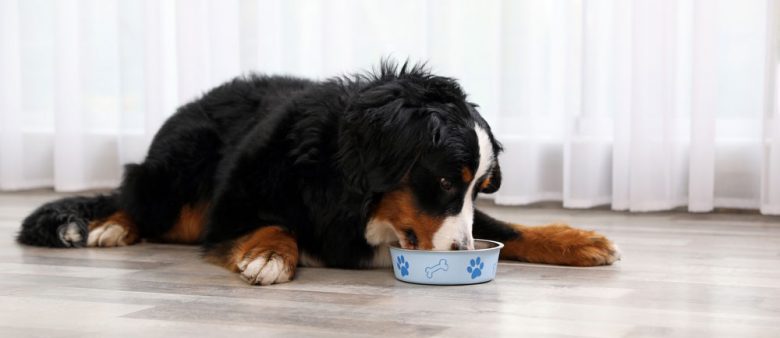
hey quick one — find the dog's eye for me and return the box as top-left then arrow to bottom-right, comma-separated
439,178 -> 453,191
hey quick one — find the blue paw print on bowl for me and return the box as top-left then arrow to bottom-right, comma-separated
396,255 -> 410,277
467,257 -> 484,279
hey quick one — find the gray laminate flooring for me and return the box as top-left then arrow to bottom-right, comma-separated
1,190 -> 779,337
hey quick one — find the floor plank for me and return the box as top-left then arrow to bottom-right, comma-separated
0,190 -> 779,337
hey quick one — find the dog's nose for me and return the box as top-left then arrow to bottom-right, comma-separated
450,240 -> 470,251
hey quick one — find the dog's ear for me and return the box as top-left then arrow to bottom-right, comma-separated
479,160 -> 501,194
337,85 -> 442,194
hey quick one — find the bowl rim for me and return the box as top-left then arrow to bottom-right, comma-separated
388,239 -> 504,253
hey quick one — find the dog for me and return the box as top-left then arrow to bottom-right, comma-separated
17,62 -> 620,285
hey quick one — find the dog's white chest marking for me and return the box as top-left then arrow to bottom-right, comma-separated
364,218 -> 397,246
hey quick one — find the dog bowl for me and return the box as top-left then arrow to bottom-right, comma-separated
389,239 -> 504,285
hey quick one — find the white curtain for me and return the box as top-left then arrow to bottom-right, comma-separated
492,0 -> 780,215
0,0 -> 778,215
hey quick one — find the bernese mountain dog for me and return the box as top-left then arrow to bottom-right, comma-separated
17,62 -> 619,285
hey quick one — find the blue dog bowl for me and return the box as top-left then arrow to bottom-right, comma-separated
389,239 -> 504,285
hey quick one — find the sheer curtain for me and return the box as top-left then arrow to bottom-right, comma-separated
492,0 -> 780,215
0,0 -> 778,215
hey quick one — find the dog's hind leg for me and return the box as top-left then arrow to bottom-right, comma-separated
17,193 -> 123,248
116,110 -> 222,244
206,226 -> 299,286
473,209 -> 621,266
86,210 -> 140,247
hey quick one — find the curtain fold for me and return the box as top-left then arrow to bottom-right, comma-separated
0,0 -> 777,215
53,0 -> 86,191
763,0 -> 780,214
0,0 -> 23,190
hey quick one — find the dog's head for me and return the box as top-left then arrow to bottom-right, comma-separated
338,62 -> 502,251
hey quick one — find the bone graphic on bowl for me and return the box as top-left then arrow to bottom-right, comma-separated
424,259 -> 449,279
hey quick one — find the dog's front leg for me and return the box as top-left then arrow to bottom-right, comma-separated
473,209 -> 620,266
232,226 -> 299,285
208,225 -> 299,285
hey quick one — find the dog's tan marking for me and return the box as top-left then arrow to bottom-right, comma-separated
160,203 -> 207,244
480,177 -> 492,191
500,224 -> 620,266
461,167 -> 473,183
371,187 -> 444,250
228,226 -> 298,285
87,211 -> 140,247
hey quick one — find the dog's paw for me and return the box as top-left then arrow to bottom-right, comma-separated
236,250 -> 296,286
57,222 -> 86,248
566,230 -> 621,266
505,224 -> 621,267
87,222 -> 136,247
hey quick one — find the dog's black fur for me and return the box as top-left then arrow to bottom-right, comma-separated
18,62 -> 620,276
17,193 -> 119,247
18,62 -> 509,267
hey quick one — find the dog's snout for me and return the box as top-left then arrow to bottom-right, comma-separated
450,239 -> 471,251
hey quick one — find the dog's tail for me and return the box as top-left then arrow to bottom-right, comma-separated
17,192 -> 120,248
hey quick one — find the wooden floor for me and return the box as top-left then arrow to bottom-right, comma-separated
1,191 -> 779,337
